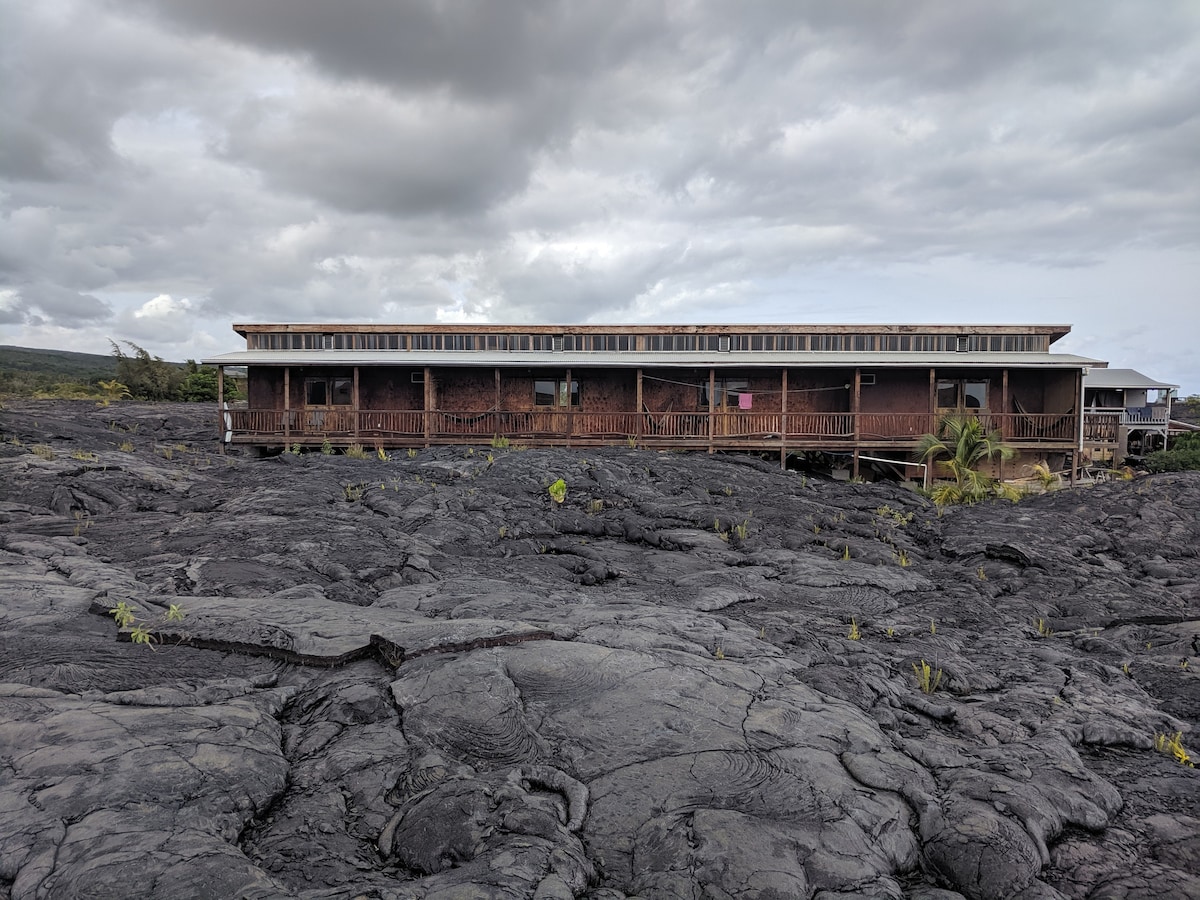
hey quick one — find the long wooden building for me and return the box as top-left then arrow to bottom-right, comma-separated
202,323 -> 1103,479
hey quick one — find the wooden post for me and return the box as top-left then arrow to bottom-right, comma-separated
707,368 -> 716,453
565,368 -> 573,447
283,367 -> 291,446
1071,367 -> 1083,485
780,368 -> 788,469
352,366 -> 360,443
928,368 -> 937,435
494,367 -> 501,442
216,366 -> 225,453
852,368 -> 862,479
423,367 -> 432,448
1000,369 -> 1009,482
635,368 -> 643,444
1000,369 -> 1010,440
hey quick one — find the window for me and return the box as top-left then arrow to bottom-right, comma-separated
581,334 -> 632,351
305,377 -> 352,406
937,379 -> 988,410
534,378 -> 579,407
647,335 -> 699,351
360,333 -> 400,350
701,378 -> 749,408
810,334 -> 849,351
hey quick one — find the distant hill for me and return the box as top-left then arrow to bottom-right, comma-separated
0,344 -> 244,401
0,345 -> 118,386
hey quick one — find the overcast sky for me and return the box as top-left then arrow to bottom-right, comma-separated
2,1 -> 1197,393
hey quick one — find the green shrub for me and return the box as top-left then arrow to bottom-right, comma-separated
1145,435 -> 1200,473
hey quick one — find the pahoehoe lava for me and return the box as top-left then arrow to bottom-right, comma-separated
1,400 -> 1198,899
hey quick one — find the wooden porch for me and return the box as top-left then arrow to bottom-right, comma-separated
1083,407 -> 1172,444
226,408 -> 1080,450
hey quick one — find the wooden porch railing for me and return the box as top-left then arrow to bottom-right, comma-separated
991,412 -> 1077,442
226,408 -> 1083,445
1083,412 -> 1119,443
857,413 -> 934,440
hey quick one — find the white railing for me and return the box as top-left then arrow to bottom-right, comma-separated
1086,406 -> 1171,428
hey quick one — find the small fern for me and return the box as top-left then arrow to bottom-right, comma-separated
913,659 -> 943,694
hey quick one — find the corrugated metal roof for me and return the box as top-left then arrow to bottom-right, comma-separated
202,349 -> 1102,369
1084,367 -> 1178,390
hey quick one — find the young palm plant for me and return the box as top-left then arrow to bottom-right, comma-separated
916,415 -> 1019,506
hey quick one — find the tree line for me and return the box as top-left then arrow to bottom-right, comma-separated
0,341 -> 241,402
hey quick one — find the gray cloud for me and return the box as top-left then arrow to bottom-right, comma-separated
3,283 -> 111,326
0,0 -> 1197,392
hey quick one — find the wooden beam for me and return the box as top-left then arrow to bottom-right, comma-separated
928,367 -> 936,434
1000,369 -> 1009,482
427,367 -> 436,448
635,368 -> 643,444
216,366 -> 225,454
852,368 -> 861,479
780,368 -> 788,469
283,367 -> 291,446
352,366 -> 360,443
707,368 -> 716,453
565,368 -> 573,448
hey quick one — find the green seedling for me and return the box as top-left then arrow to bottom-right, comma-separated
110,601 -> 138,628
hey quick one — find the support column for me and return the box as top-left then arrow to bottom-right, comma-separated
283,367 -> 291,446
1072,367 -> 1084,485
494,367 -> 502,442
1000,369 -> 1009,482
423,367 -> 432,448
780,368 -> 788,469
928,368 -> 937,434
707,368 -> 716,453
352,366 -> 360,443
564,368 -> 573,448
1001,370 -> 1009,436
852,368 -> 862,479
216,366 -> 226,454
635,368 -> 643,444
